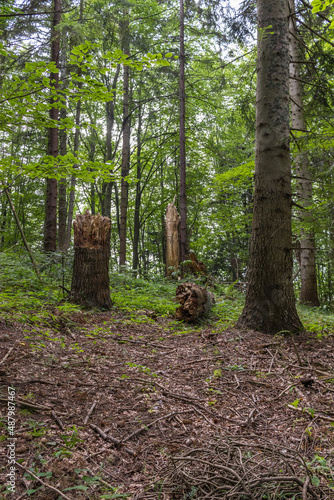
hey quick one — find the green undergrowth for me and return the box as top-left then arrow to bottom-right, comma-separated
0,250 -> 334,337
110,271 -> 177,316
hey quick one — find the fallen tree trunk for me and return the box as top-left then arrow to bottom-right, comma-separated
70,210 -> 112,309
175,282 -> 215,322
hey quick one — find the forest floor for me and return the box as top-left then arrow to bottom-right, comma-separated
0,299 -> 334,500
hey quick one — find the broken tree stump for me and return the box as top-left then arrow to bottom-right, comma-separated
70,210 -> 112,309
165,202 -> 180,278
175,282 -> 215,322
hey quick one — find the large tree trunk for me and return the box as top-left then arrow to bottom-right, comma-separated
289,0 -> 319,306
70,211 -> 112,309
179,0 -> 188,265
44,0 -> 61,252
235,0 -> 303,334
165,202 -> 180,277
119,16 -> 131,268
175,283 -> 215,322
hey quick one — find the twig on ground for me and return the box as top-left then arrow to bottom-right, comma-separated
15,462 -> 72,500
51,410 -> 64,429
84,400 -> 98,424
121,409 -> 193,444
291,338 -> 304,367
0,346 -> 14,366
90,423 -> 136,456
0,397 -> 52,411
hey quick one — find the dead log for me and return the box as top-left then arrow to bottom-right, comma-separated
165,202 -> 180,277
70,210 -> 112,309
175,282 -> 215,322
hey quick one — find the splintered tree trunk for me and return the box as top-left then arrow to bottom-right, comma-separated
289,0 -> 319,306
71,211 -> 112,309
235,0 -> 303,334
165,202 -> 180,277
175,283 -> 215,322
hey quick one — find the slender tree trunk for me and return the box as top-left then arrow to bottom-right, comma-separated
65,96 -> 81,249
44,0 -> 61,252
89,125 -> 96,215
58,38 -> 67,251
64,0 -> 83,249
179,0 -> 188,265
289,0 -> 319,306
132,96 -> 142,275
235,0 -> 303,334
101,65 -> 121,218
119,14 -> 131,268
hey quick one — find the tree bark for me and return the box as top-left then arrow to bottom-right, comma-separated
289,0 -> 320,306
119,14 -> 131,268
101,65 -> 121,218
235,0 -> 303,334
165,202 -> 180,277
64,0 -> 83,250
58,36 -> 67,251
70,210 -> 112,309
179,0 -> 188,265
132,92 -> 142,275
175,283 -> 215,322
44,0 -> 61,252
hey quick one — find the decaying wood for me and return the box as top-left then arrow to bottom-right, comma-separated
186,251 -> 207,275
73,210 -> 111,249
175,282 -> 215,322
70,210 -> 112,309
165,202 -> 180,277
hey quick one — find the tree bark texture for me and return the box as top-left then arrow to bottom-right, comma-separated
165,202 -> 180,277
44,0 -> 61,252
132,94 -> 142,275
179,0 -> 188,265
175,283 -> 215,322
58,38 -> 67,251
236,0 -> 303,334
289,0 -> 319,306
101,65 -> 120,218
119,15 -> 130,268
71,210 -> 112,309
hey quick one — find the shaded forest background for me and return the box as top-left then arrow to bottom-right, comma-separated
1,0 -> 334,305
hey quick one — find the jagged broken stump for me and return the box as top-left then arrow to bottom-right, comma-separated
70,211 -> 112,309
175,282 -> 215,322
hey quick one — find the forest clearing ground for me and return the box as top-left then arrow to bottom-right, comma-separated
0,307 -> 334,499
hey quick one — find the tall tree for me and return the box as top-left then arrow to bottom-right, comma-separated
289,0 -> 320,306
179,0 -> 188,265
119,11 -> 131,268
236,0 -> 303,333
44,0 -> 61,252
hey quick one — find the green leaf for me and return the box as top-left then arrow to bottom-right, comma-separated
311,476 -> 320,487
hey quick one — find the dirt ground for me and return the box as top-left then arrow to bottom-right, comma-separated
0,309 -> 334,499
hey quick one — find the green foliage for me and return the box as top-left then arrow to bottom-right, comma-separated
110,272 -> 177,316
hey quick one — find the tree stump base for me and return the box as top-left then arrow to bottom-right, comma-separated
70,211 -> 112,309
175,282 -> 215,322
